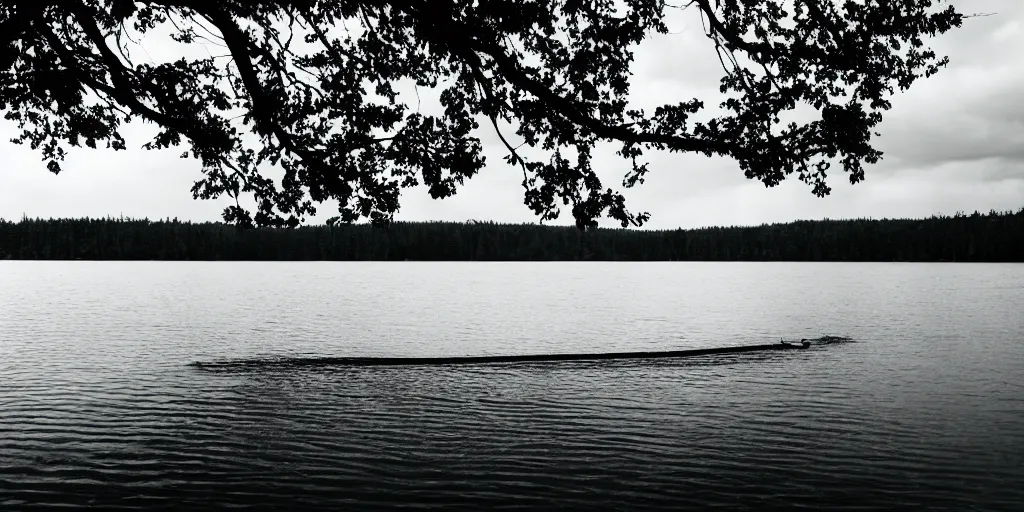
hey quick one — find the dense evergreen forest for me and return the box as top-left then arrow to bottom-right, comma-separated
1,209 -> 1022,262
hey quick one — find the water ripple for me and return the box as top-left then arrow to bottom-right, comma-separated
2,354 -> 1021,511
2,262 -> 1023,510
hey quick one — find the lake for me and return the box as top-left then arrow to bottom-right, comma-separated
1,262 -> 1022,510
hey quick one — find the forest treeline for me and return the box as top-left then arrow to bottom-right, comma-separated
1,208 -> 1022,262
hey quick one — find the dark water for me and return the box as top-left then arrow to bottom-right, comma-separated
1,262 -> 1023,510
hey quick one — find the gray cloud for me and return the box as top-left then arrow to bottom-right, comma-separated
873,5 -> 1024,175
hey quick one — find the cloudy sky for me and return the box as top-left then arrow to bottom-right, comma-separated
1,0 -> 1022,229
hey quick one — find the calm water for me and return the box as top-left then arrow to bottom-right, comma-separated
1,262 -> 1022,511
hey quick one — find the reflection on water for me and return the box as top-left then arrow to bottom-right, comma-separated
1,262 -> 1023,510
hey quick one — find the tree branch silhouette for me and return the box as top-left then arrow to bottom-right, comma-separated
1,0 -> 964,228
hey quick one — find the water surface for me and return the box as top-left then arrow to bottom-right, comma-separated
1,262 -> 1022,510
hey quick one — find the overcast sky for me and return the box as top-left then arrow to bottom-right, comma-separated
2,0 -> 1022,229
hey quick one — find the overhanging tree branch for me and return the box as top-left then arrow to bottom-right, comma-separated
1,0 -> 965,229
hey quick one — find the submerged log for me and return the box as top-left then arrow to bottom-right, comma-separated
190,342 -> 811,370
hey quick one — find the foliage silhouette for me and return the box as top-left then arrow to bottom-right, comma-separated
3,1 -> 961,228
2,208 -> 1021,261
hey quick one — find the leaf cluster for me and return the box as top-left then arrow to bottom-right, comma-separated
1,0 -> 962,228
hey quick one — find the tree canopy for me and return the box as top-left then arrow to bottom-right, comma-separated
1,0 -> 963,228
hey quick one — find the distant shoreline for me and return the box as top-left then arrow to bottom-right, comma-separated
2,209 -> 1022,262
0,259 -> 1015,263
